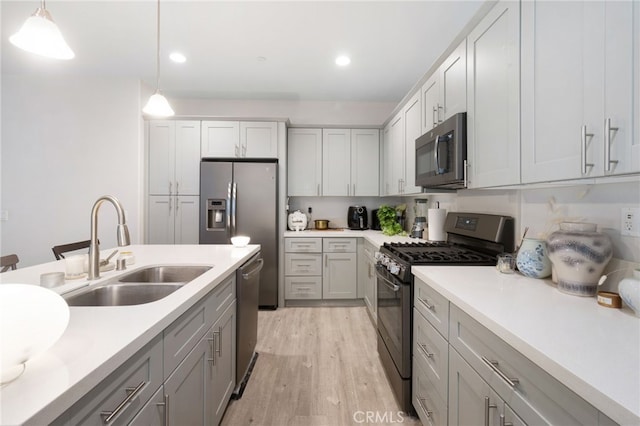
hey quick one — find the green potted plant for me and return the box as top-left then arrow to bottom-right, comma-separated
377,204 -> 407,236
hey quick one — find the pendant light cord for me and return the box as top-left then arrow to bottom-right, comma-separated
155,0 -> 161,90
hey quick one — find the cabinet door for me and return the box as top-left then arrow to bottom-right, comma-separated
521,1 -> 602,182
148,121 -> 174,195
148,196 -> 174,244
389,113 -> 405,195
129,386 -> 166,426
209,301 -> 236,426
175,196 -> 199,244
382,124 -> 392,196
421,73 -> 440,132
449,348 -> 500,426
174,121 -> 201,195
287,128 -> 322,196
323,253 -> 357,299
201,121 -> 240,158
164,336 -> 209,426
467,0 -> 520,188
351,129 -> 379,196
240,121 -> 278,158
440,40 -> 467,120
322,128 -> 351,196
403,92 -> 422,194
603,1 -> 635,176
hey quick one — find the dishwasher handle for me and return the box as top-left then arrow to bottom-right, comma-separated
242,258 -> 264,280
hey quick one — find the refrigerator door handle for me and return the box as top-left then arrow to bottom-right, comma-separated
231,182 -> 237,238
226,181 -> 233,241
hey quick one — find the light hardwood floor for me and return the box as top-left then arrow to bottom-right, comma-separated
221,307 -> 421,426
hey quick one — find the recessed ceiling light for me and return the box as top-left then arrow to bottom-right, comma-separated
335,55 -> 351,66
257,56 -> 267,62
169,52 -> 186,63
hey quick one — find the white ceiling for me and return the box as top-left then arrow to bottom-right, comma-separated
1,1 -> 484,103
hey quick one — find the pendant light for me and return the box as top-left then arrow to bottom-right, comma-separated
143,0 -> 174,117
9,0 -> 74,60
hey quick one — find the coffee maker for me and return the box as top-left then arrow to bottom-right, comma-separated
348,206 -> 368,230
410,198 -> 428,238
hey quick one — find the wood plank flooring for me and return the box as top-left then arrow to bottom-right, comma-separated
221,307 -> 421,426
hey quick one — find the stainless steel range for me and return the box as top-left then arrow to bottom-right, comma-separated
375,212 -> 514,413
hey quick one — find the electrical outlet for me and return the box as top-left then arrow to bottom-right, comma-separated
621,207 -> 640,237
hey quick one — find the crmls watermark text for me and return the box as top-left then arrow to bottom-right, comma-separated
352,411 -> 406,424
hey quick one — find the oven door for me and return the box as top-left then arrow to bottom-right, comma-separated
375,264 -> 411,378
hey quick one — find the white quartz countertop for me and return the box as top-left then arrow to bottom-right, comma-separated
0,244 -> 259,425
283,229 -> 421,247
412,266 -> 640,425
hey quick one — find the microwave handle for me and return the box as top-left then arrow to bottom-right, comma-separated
434,135 -> 441,175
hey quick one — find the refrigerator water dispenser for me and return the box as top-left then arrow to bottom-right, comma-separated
206,199 -> 227,230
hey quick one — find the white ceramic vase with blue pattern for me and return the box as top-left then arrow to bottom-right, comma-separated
618,269 -> 640,317
516,238 -> 551,279
547,222 -> 613,297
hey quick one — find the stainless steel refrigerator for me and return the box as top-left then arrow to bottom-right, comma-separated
200,160 -> 278,308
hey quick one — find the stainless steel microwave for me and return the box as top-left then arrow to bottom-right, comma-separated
415,112 -> 467,189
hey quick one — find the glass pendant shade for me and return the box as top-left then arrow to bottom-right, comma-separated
10,7 -> 74,60
143,90 -> 175,117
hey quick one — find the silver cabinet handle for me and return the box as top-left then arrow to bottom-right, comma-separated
242,144 -> 247,157
156,394 -> 169,426
325,254 -> 328,268
417,397 -> 433,418
604,118 -> 619,172
207,334 -> 215,366
500,414 -> 513,426
418,297 -> 434,310
484,396 -> 497,426
297,286 -> 312,291
419,343 -> 434,358
317,183 -> 320,196
175,181 -> 179,195
215,328 -> 222,357
481,356 -> 520,388
100,381 -> 145,423
235,144 -> 239,157
432,106 -> 438,128
581,125 -> 594,175
353,184 -> 355,195
437,104 -> 444,123
168,196 -> 172,212
169,181 -> 172,196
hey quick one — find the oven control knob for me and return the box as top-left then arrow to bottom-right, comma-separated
389,262 -> 400,275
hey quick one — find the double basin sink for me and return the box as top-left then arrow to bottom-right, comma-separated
65,265 -> 212,307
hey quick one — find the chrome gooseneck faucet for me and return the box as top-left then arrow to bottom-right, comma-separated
88,195 -> 130,280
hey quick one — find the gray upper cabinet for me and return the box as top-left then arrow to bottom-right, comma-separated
521,0 -> 637,183
322,129 -> 351,196
466,0 -> 520,188
287,128 -> 323,196
351,129 -> 380,196
149,120 -> 200,196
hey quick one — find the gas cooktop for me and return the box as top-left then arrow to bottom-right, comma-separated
380,242 -> 497,266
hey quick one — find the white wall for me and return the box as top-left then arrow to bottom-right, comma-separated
171,98 -> 396,127
1,74 -> 144,267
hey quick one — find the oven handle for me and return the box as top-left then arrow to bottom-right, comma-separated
434,135 -> 441,175
375,265 -> 401,292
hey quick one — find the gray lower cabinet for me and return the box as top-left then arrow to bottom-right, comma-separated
449,348 -> 525,426
412,277 -> 618,426
284,237 -> 358,301
53,273 -> 237,426
210,300 -> 237,426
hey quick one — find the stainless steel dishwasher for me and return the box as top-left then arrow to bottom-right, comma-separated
233,252 -> 263,398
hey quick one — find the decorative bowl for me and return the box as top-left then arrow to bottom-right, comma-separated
231,236 -> 250,248
0,284 -> 70,383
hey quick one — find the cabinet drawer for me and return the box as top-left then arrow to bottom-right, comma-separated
413,356 -> 448,426
164,274 -> 235,378
449,304 -> 598,425
285,238 -> 322,252
55,336 -> 163,426
414,277 -> 449,338
285,276 -> 322,299
323,238 -> 356,253
413,308 -> 448,402
285,253 -> 322,276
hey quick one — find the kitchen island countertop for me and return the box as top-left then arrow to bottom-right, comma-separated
0,244 -> 259,425
412,265 -> 640,425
